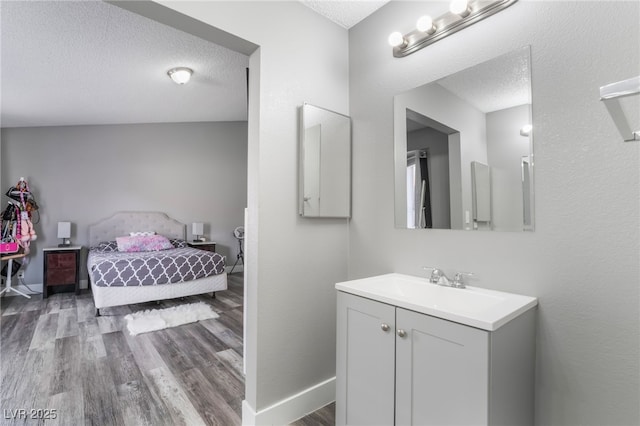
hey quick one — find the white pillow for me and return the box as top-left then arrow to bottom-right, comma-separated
129,231 -> 156,237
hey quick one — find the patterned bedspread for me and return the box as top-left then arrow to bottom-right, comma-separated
88,247 -> 225,287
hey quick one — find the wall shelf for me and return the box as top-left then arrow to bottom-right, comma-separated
600,76 -> 640,142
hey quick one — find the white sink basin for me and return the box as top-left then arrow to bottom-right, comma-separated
335,273 -> 537,331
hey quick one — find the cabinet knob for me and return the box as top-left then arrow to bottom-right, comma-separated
397,329 -> 407,338
381,323 -> 390,332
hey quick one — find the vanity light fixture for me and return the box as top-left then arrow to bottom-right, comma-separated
388,31 -> 407,48
390,0 -> 518,58
450,0 -> 471,17
416,15 -> 436,35
167,67 -> 193,85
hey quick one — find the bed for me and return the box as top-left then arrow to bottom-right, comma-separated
87,211 -> 227,315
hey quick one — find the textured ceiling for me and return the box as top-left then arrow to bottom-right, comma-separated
1,1 -> 249,128
406,48 -> 531,133
299,0 -> 390,29
1,1 -> 389,128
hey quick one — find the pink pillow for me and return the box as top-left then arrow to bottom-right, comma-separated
116,235 -> 173,252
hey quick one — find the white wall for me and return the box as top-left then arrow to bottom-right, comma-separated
350,1 -> 639,425
486,104 -> 531,231
395,82 -> 488,229
1,121 -> 247,285
153,1 -> 350,422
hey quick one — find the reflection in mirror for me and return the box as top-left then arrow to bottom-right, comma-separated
521,156 -> 533,230
299,103 -> 351,218
394,46 -> 534,231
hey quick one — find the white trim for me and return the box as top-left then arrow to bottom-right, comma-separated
42,245 -> 82,251
0,281 -> 43,297
226,265 -> 244,274
242,377 -> 335,426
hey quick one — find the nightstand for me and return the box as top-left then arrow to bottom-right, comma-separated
187,241 -> 217,253
43,246 -> 81,298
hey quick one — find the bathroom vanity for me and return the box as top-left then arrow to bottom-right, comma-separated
335,273 -> 537,426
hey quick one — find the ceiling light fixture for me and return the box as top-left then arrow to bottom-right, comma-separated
390,0 -> 518,58
167,67 -> 193,85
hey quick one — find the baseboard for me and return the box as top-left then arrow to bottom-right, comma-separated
0,279 -> 90,296
225,264 -> 244,274
0,281 -> 43,297
242,377 -> 335,425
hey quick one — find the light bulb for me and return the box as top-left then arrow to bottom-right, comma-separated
388,32 -> 406,48
520,124 -> 533,136
450,0 -> 470,16
416,15 -> 436,34
167,67 -> 193,85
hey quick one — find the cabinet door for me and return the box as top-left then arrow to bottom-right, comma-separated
336,292 -> 395,426
395,308 -> 489,426
45,252 -> 77,286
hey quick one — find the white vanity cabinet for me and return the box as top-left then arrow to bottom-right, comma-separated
336,292 -> 396,425
336,291 -> 536,426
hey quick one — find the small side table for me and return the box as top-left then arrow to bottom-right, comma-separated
187,241 -> 217,253
43,246 -> 82,298
0,252 -> 29,298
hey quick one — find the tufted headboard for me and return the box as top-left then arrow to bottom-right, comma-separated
88,211 -> 186,247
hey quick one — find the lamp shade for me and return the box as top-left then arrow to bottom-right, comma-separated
57,222 -> 71,239
192,222 -> 204,235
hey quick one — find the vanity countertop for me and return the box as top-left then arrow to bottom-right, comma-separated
335,273 -> 537,331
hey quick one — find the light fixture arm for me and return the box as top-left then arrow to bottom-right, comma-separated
392,0 -> 518,58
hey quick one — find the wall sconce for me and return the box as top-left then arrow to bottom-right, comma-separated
57,222 -> 71,247
167,67 -> 193,85
192,222 -> 204,242
389,0 -> 518,58
520,124 -> 532,137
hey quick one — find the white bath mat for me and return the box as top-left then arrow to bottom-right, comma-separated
124,302 -> 219,336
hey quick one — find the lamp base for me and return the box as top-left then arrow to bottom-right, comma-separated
58,238 -> 71,248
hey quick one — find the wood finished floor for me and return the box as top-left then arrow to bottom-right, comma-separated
1,275 -> 337,426
290,402 -> 335,426
0,274 -> 245,426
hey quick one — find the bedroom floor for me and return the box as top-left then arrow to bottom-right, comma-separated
0,274 -> 244,425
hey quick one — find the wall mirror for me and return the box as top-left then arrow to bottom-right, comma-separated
299,103 -> 351,218
394,46 -> 534,231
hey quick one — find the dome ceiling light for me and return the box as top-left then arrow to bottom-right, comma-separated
167,67 -> 193,85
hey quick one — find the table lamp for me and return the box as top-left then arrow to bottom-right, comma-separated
192,222 -> 204,242
57,222 -> 71,247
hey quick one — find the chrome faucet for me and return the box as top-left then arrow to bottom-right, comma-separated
423,267 -> 473,288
